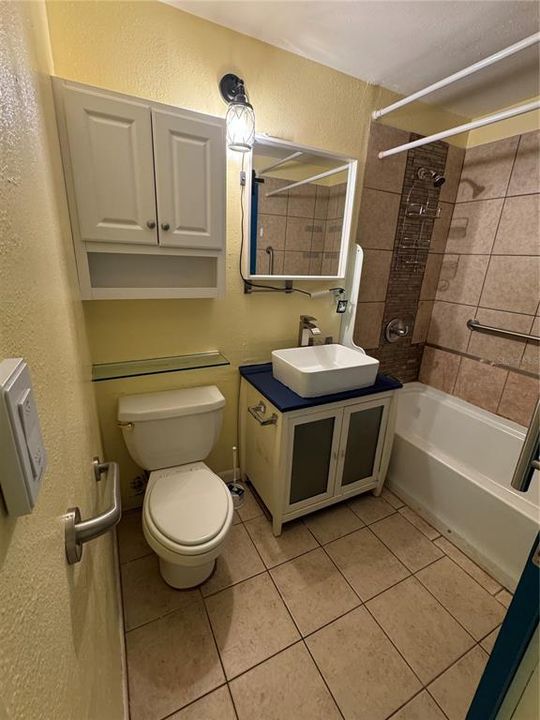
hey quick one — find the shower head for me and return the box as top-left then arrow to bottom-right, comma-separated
417,166 -> 446,188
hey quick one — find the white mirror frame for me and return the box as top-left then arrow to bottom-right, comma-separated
243,135 -> 358,281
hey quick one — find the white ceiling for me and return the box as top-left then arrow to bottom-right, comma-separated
169,0 -> 539,117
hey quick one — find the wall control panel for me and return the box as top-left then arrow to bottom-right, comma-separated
0,359 -> 47,516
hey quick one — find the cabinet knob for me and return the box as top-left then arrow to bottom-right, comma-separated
161,223 -> 170,231
146,220 -> 156,229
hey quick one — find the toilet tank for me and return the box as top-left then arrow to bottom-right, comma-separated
118,386 -> 225,471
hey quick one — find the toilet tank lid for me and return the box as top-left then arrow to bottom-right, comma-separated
118,385 -> 225,422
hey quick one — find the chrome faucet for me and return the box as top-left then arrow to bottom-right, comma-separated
298,315 -> 321,346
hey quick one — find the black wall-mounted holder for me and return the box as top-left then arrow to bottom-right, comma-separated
244,280 -> 294,294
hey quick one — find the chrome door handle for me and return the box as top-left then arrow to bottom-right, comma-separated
65,458 -> 122,564
511,399 -> 540,492
248,402 -> 278,426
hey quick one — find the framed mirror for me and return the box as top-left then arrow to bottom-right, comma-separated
243,136 -> 357,280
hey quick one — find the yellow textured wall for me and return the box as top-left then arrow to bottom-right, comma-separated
0,3 -> 124,718
45,0 -> 470,506
467,95 -> 540,147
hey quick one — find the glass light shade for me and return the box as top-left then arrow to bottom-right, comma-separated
226,101 -> 255,152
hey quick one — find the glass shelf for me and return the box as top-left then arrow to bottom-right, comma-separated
92,352 -> 229,382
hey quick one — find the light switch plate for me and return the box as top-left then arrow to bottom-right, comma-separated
0,358 -> 47,516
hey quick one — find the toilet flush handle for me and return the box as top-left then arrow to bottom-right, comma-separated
118,421 -> 134,431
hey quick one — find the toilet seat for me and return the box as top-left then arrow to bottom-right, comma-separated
143,462 -> 233,557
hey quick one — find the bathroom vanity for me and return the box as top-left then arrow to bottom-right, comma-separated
239,364 -> 401,535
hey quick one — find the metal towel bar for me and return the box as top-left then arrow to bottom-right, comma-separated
249,402 -> 278,426
65,458 -> 121,564
467,319 -> 540,343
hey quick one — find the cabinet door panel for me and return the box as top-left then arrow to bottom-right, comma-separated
152,109 -> 225,250
62,86 -> 157,245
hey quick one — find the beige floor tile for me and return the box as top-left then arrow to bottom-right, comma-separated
201,523 -> 265,597
205,573 -> 299,679
367,577 -> 475,684
121,555 -> 200,631
245,515 -> 318,568
398,507 -> 440,540
230,642 -> 341,720
428,646 -> 488,720
232,510 -> 241,525
126,602 -> 224,720
325,528 -> 409,601
117,509 -> 151,564
480,626 -> 500,654
348,493 -> 396,524
417,557 -> 506,641
496,589 -> 513,608
168,686 -> 235,720
381,488 -> 405,509
307,606 -> 421,720
389,691 -> 447,720
237,484 -> 264,521
370,513 -> 443,571
270,548 -> 360,636
434,537 -> 502,595
303,503 -> 364,544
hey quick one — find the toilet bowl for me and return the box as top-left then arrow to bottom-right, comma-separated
118,385 -> 233,588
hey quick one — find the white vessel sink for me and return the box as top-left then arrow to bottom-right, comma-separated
272,344 -> 380,398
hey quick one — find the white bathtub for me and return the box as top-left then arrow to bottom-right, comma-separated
388,382 -> 539,590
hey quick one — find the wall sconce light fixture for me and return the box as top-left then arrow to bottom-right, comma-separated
219,73 -> 255,152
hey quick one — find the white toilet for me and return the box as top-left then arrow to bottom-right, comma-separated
117,385 -> 233,589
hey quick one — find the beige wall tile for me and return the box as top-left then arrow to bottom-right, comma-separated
456,136 -> 519,202
283,251 -> 311,275
427,301 -> 473,352
429,201 -> 453,253
205,573 -> 299,679
356,187 -> 400,250
370,514 -> 443,572
258,213 -> 287,251
270,548 -> 360,636
314,184 -> 330,219
126,602 -> 224,720
417,557 -> 506,640
353,301 -> 385,349
321,252 -> 340,276
244,516 -> 318,569
358,249 -> 393,302
520,317 -> 540,374
310,221 -> 326,251
439,143 -> 465,204
428,646 -> 488,720
259,176 -> 289,216
364,123 -> 409,194
303,504 -> 364,545
507,130 -> 540,196
230,643 -> 342,720
325,528 -> 409,601
169,687 -> 236,720
468,308 -> 533,369
420,254 -> 444,300
285,217 -> 313,251
419,346 -> 461,393
436,254 -> 489,305
306,606 -> 421,720
479,255 -> 540,315
412,300 -> 434,344
446,199 -> 503,254
453,357 -> 508,413
288,183 -> 316,218
309,251 -> 323,275
366,577 -> 475,684
498,371 -> 540,427
492,194 -> 540,255
390,691 -> 447,720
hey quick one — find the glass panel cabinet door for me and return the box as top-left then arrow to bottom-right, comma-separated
287,409 -> 342,509
337,399 -> 390,494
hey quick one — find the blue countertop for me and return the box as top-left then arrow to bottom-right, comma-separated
239,363 -> 402,413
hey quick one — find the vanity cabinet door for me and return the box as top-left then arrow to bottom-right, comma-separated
61,85 -> 158,245
152,109 -> 226,250
335,398 -> 390,496
285,408 -> 342,511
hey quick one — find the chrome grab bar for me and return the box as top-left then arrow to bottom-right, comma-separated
249,401 -> 278,426
65,458 -> 122,564
468,319 -> 540,343
266,245 -> 274,274
511,399 -> 540,492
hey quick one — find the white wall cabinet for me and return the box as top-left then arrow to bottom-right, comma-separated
239,379 -> 398,535
53,78 -> 226,299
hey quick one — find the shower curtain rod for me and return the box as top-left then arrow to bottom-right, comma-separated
265,163 -> 349,197
378,100 -> 540,159
258,151 -> 303,175
372,32 -> 540,120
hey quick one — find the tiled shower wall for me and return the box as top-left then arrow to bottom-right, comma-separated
420,130 -> 540,427
354,123 -> 464,381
